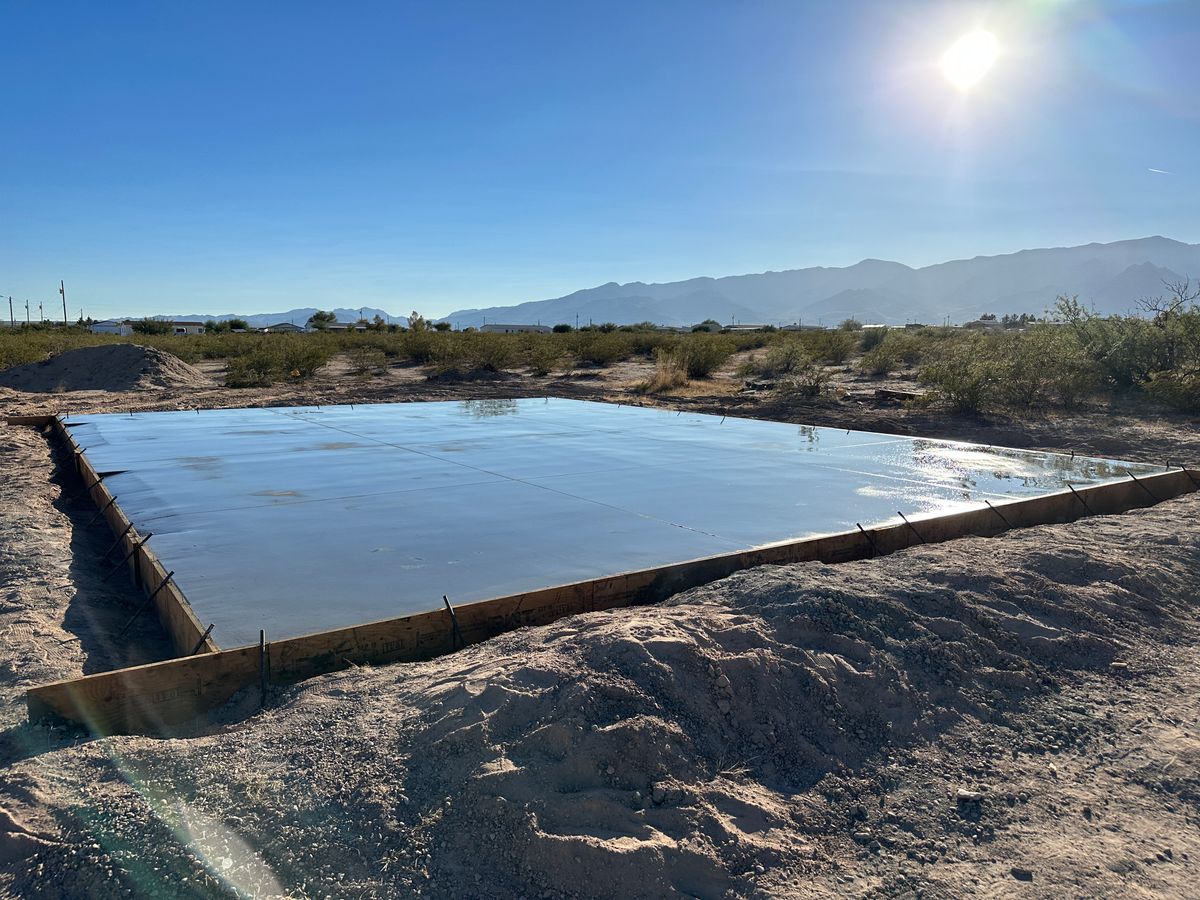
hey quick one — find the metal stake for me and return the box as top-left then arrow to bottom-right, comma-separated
116,571 -> 175,638
100,522 -> 134,559
983,500 -> 1011,528
1067,484 -> 1093,515
443,595 -> 465,649
190,624 -> 216,655
86,494 -> 118,527
856,523 -> 881,558
1125,470 -> 1157,502
101,532 -> 153,582
897,511 -> 926,544
259,630 -> 269,705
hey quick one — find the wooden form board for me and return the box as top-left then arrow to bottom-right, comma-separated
15,408 -> 1196,735
14,415 -> 219,659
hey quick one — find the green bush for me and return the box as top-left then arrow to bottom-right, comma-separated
348,347 -> 388,377
803,329 -> 856,365
664,335 -> 732,378
747,340 -> 810,378
918,337 -> 997,413
571,332 -> 628,366
860,327 -> 888,351
859,343 -> 902,377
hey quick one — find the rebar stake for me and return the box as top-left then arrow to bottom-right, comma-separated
259,630 -> 269,707
443,595 -> 465,650
100,522 -> 134,560
86,494 -> 118,527
897,511 -> 926,544
856,523 -> 881,558
983,500 -> 1011,529
1125,470 -> 1157,502
116,571 -> 175,638
1067,484 -> 1093,515
190,624 -> 216,655
101,532 -> 153,582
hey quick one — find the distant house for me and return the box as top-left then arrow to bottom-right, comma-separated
779,323 -> 826,332
262,322 -> 305,333
169,321 -> 206,335
90,319 -> 133,336
962,319 -> 1004,331
725,324 -> 772,333
309,321 -> 368,333
479,323 -> 552,334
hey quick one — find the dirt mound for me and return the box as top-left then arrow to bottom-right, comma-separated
0,343 -> 213,393
2,491 -> 1198,898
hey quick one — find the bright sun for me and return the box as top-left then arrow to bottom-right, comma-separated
940,29 -> 999,92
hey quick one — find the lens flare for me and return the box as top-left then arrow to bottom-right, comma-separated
940,29 -> 999,91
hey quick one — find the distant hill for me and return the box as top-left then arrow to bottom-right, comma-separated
439,237 -> 1200,328
156,308 -> 406,328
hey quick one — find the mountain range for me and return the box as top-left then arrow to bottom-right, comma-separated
440,236 -> 1200,328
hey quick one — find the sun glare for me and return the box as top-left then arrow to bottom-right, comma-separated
940,29 -> 999,92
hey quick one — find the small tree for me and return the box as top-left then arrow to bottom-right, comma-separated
132,317 -> 172,335
307,310 -> 337,330
409,310 -> 428,332
838,317 -> 862,331
433,321 -> 452,332
227,318 -> 249,331
552,323 -> 573,333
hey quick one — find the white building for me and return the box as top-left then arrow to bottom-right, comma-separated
479,324 -> 552,334
168,321 -> 206,335
90,319 -> 133,336
262,322 -> 305,333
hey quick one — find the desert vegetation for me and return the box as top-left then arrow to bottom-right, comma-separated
4,283 -> 1200,413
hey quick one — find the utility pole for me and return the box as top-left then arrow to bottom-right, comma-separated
39,302 -> 44,322
7,297 -> 12,328
60,280 -> 68,326
25,299 -> 30,325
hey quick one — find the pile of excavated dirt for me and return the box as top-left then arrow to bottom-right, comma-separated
0,343 -> 213,393
1,429 -> 1198,900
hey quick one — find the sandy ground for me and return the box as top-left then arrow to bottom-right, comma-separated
1,347 -> 1199,898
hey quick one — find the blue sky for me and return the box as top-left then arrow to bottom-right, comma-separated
2,0 -> 1197,319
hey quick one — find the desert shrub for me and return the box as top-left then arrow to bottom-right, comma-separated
571,332 -> 628,366
747,340 -> 810,378
881,331 -> 927,366
348,347 -> 388,377
860,326 -> 888,351
224,352 -> 277,387
803,329 -> 856,365
526,342 -> 563,376
403,329 -> 440,364
468,334 -> 518,371
775,359 -> 831,399
838,318 -> 862,331
223,336 -> 333,386
918,337 -> 998,413
666,335 -> 732,378
635,349 -> 689,394
1145,371 -> 1200,412
859,343 -> 902,377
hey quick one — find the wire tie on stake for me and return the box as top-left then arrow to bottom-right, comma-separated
101,522 -> 134,559
856,523 -> 881,558
116,571 -> 174,638
101,532 -> 153,582
86,494 -> 117,527
1126,470 -> 1157,502
190,624 -> 216,655
897,511 -> 926,544
983,500 -> 1011,529
443,595 -> 465,650
1067,484 -> 1093,515
259,630 -> 269,706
